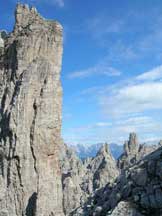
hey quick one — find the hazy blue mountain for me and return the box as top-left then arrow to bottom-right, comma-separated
68,143 -> 123,160
109,143 -> 124,159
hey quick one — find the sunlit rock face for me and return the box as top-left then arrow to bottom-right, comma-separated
0,4 -> 64,216
0,37 -> 4,48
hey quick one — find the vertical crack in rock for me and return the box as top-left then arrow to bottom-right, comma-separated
14,155 -> 23,187
30,99 -> 39,202
0,143 -> 5,177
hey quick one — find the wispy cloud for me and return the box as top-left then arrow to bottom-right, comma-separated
63,115 -> 162,145
76,64 -> 162,118
51,0 -> 64,7
117,116 -> 155,125
13,0 -> 65,8
62,5 -> 162,145
116,116 -> 161,134
67,60 -> 121,79
70,65 -> 162,143
87,14 -> 124,40
95,122 -> 112,127
63,121 -> 113,145
98,65 -> 162,117
136,65 -> 162,81
86,9 -> 162,64
102,82 -> 162,117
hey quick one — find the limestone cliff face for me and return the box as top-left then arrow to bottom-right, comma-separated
60,143 -> 85,215
0,4 -> 64,216
81,144 -> 119,194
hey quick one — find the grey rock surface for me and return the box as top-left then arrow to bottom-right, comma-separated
0,36 -> 4,48
71,134 -> 162,216
60,143 -> 119,215
89,146 -> 162,215
110,201 -> 143,216
118,133 -> 161,169
81,144 -> 119,194
60,143 -> 86,215
118,133 -> 140,169
0,4 -> 64,216
0,31 -> 6,56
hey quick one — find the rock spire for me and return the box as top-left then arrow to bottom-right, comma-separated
0,4 -> 64,215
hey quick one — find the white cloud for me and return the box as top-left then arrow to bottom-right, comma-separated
95,122 -> 112,127
63,115 -> 162,145
67,61 -> 121,79
71,65 -> 162,144
117,116 -> 153,125
101,82 -> 162,117
94,65 -> 162,117
116,116 -> 161,133
136,65 -> 162,81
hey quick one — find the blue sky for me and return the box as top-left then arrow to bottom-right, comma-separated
1,0 -> 162,145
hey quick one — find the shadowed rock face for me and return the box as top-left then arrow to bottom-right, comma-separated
0,4 -> 64,216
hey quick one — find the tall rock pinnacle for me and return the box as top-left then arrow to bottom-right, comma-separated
118,133 -> 139,169
0,4 -> 64,216
118,133 -> 161,170
127,132 -> 139,153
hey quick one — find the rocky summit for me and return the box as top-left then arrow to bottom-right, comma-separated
60,143 -> 119,215
0,4 -> 63,216
118,133 -> 162,169
87,146 -> 162,216
73,134 -> 161,216
1,4 -> 162,216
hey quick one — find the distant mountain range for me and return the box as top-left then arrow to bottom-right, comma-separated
68,143 -> 124,159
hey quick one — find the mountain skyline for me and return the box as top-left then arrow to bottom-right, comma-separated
68,142 -> 124,159
1,0 -> 162,145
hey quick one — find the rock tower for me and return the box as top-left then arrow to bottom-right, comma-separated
0,4 -> 64,216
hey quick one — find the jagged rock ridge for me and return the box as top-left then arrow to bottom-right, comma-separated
71,134 -> 162,216
0,4 -> 64,216
60,143 -> 119,215
89,146 -> 162,216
